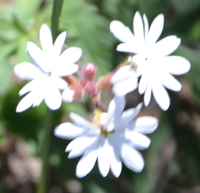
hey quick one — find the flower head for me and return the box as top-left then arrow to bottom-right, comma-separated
55,96 -> 158,178
110,12 -> 190,110
14,24 -> 82,112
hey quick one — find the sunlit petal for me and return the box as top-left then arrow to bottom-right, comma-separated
53,32 -> 66,57
152,82 -> 170,110
131,116 -> 159,134
98,137 -> 110,177
110,20 -> 135,42
76,137 -> 101,178
162,56 -> 191,75
147,14 -> 164,46
59,47 -> 82,65
121,144 -> 144,172
39,24 -> 53,53
14,62 -> 44,80
54,123 -> 85,139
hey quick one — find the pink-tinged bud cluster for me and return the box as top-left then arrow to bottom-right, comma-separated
61,63 -> 115,106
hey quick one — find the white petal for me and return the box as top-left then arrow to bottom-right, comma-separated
143,14 -> 149,40
107,96 -> 125,131
162,56 -> 191,75
27,42 -> 50,73
14,62 -> 44,80
53,32 -> 66,57
52,64 -> 78,77
147,14 -> 164,46
70,113 -> 99,132
59,47 -> 82,65
18,79 -> 41,96
160,73 -> 181,91
54,122 -> 85,139
124,131 -> 151,150
76,137 -> 101,178
39,24 -> 53,53
132,116 -> 159,134
51,76 -> 68,90
44,86 -> 62,110
100,113 -> 108,129
149,36 -> 181,57
98,137 -> 110,177
121,144 -> 144,172
152,82 -> 170,110
108,135 -> 122,177
134,11 -> 145,44
16,91 -> 39,112
67,135 -> 97,151
112,77 -> 138,96
144,83 -> 152,107
110,20 -> 135,42
67,136 -> 97,158
120,103 -> 143,128
138,73 -> 149,94
108,95 -> 125,117
111,65 -> 133,84
117,43 -> 140,54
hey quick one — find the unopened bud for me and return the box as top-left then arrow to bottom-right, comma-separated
62,75 -> 79,85
85,82 -> 97,96
80,78 -> 87,87
96,72 -> 113,92
62,85 -> 84,103
82,63 -> 97,81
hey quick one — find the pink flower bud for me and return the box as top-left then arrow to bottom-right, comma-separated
96,72 -> 113,92
80,78 -> 87,87
62,85 -> 84,103
82,63 -> 97,81
62,75 -> 84,102
85,82 -> 97,96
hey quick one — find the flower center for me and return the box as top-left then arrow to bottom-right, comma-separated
100,129 -> 114,137
92,108 -> 104,128
92,108 -> 114,137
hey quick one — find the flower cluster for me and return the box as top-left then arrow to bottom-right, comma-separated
110,11 -> 190,110
14,12 -> 191,178
14,24 -> 82,112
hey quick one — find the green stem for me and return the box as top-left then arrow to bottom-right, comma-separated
36,109 -> 52,193
51,0 -> 64,41
36,1 -> 64,192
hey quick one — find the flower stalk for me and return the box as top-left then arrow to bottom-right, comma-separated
36,109 -> 52,193
51,0 -> 64,40
37,0 -> 64,192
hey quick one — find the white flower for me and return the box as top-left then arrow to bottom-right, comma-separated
110,12 -> 190,110
55,96 -> 158,178
14,24 -> 82,112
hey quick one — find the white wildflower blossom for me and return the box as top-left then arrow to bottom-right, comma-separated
14,24 -> 82,112
110,11 -> 190,110
55,96 -> 158,178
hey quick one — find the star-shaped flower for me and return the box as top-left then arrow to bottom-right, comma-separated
110,12 -> 190,110
14,24 -> 82,112
55,96 -> 158,178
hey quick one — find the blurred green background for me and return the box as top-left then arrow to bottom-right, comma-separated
0,0 -> 200,193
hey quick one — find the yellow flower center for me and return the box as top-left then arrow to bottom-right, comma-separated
92,108 -> 103,128
100,129 -> 113,137
92,108 -> 114,137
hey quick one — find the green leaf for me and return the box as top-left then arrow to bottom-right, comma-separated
60,0 -> 115,76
